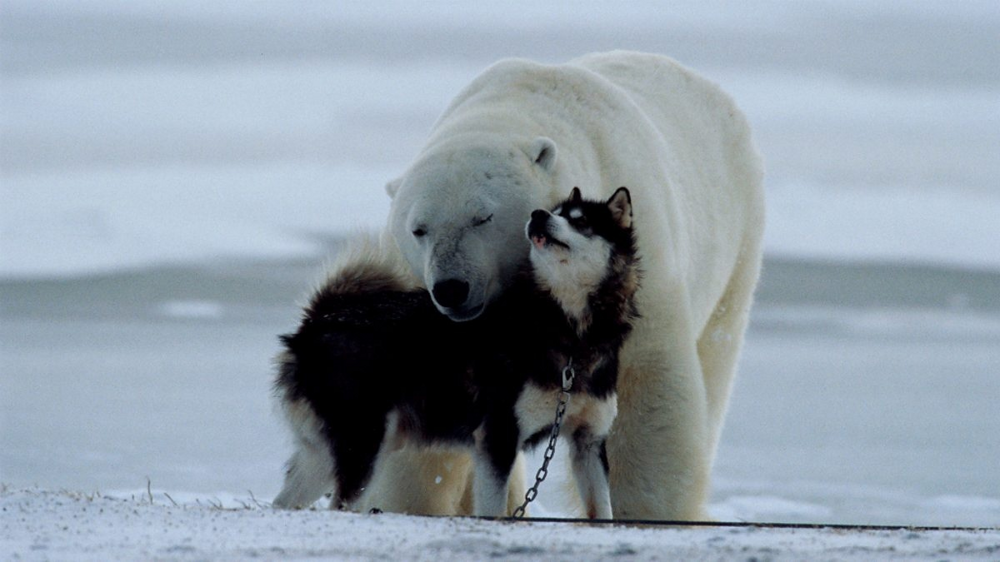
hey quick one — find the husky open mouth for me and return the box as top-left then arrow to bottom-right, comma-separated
530,233 -> 569,251
527,211 -> 570,251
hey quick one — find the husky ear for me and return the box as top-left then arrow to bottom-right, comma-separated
529,137 -> 557,172
607,187 -> 632,229
385,177 -> 402,199
569,187 -> 583,202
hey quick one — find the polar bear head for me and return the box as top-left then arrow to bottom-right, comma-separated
387,137 -> 559,321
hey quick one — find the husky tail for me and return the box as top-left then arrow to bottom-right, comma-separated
273,233 -> 420,509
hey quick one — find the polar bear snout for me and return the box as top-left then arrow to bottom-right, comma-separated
431,279 -> 470,309
430,278 -> 485,321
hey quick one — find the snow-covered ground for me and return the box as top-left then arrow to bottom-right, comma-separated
2,0 -> 999,558
3,487 -> 998,561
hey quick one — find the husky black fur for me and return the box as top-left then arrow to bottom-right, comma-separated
273,187 -> 640,518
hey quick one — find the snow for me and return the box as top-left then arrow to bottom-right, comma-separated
2,0 -> 1000,558
4,487 -> 998,561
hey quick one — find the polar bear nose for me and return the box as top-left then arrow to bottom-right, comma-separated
432,279 -> 470,309
531,210 -> 551,222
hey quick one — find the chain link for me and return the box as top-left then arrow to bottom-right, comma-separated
511,362 -> 575,518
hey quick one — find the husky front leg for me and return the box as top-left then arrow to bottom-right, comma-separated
570,428 -> 614,519
472,417 -> 519,517
472,451 -> 510,517
329,410 -> 392,510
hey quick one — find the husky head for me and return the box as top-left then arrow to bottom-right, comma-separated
525,187 -> 634,320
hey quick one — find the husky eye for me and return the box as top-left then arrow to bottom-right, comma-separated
566,212 -> 588,229
472,214 -> 493,227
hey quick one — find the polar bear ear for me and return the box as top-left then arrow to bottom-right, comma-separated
607,187 -> 632,229
385,177 -> 403,199
529,137 -> 557,172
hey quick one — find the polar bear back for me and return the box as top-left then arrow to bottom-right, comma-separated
575,51 -> 765,327
429,50 -> 764,332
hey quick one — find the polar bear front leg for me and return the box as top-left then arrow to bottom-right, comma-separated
458,453 -> 527,515
357,447 -> 527,516
356,447 -> 474,515
608,333 -> 714,521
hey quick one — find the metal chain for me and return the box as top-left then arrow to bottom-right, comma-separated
511,361 -> 576,518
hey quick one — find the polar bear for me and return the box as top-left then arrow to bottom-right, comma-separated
361,51 -> 764,520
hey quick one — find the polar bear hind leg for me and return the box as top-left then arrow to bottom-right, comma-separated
698,236 -> 764,468
607,305 -> 714,521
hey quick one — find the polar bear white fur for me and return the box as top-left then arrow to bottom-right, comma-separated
362,51 -> 764,520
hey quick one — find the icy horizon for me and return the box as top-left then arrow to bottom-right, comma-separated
2,0 -> 998,278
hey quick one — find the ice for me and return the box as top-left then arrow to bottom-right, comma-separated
0,162 -> 396,277
156,300 -> 224,320
712,495 -> 834,521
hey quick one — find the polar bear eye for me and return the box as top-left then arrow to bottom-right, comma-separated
472,214 -> 493,227
412,227 -> 427,238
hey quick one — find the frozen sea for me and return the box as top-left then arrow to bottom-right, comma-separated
2,0 -> 999,547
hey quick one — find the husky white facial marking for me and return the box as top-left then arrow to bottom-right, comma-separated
531,237 -> 612,318
526,210 -> 614,329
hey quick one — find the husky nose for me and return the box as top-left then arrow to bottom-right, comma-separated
528,210 -> 551,238
531,210 -> 550,222
432,279 -> 470,309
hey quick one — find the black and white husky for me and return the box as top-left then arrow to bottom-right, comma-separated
273,187 -> 640,518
